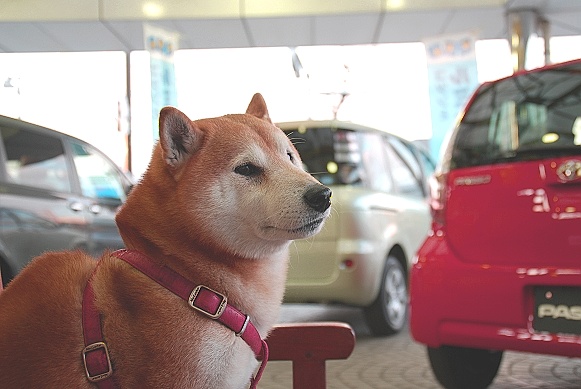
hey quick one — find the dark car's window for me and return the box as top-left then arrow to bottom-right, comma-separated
0,126 -> 72,192
285,127 -> 366,186
451,63 -> 581,169
70,141 -> 128,203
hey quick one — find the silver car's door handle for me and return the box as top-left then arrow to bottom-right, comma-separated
89,204 -> 102,214
69,201 -> 84,212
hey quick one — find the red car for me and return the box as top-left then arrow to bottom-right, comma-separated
410,59 -> 581,389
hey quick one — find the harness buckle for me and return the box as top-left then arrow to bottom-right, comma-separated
82,341 -> 113,382
188,285 -> 228,319
236,315 -> 250,337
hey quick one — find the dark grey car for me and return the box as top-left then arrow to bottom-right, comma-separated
0,115 -> 133,286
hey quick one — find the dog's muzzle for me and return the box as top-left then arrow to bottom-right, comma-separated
303,184 -> 332,213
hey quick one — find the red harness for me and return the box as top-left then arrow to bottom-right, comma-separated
81,249 -> 269,389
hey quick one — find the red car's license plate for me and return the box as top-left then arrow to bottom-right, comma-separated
533,286 -> 581,336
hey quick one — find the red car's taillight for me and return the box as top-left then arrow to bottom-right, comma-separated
428,172 -> 448,226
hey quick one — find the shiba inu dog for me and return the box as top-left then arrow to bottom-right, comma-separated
0,93 -> 331,388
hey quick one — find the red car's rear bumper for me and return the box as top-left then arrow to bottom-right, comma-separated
410,232 -> 581,358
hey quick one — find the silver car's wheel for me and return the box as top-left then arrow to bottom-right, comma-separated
364,256 -> 408,336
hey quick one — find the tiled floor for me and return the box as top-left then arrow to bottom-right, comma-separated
259,304 -> 581,389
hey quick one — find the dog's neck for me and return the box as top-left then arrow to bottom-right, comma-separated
116,227 -> 288,335
115,159 -> 290,333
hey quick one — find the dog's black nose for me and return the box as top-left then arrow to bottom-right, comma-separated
303,185 -> 332,213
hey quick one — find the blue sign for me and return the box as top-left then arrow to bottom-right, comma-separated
144,24 -> 179,140
424,34 -> 479,160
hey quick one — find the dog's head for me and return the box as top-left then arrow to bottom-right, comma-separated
124,93 -> 331,260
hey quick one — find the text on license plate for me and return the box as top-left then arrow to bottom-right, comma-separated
533,286 -> 581,336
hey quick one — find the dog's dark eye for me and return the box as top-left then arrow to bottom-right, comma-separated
287,152 -> 296,163
234,163 -> 262,177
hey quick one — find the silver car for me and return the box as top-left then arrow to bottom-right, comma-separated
279,120 -> 434,335
0,115 -> 133,286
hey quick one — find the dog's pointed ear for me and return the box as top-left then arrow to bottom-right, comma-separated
159,107 -> 202,169
246,93 -> 272,123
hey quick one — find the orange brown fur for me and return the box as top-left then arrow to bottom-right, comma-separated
0,94 -> 329,388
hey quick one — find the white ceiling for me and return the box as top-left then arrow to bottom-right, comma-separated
1,0 -> 580,52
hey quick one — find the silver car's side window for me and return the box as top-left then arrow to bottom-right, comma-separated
384,142 -> 424,198
359,132 -> 393,193
0,126 -> 72,193
69,141 -> 127,202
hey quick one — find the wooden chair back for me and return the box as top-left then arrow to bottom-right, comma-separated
266,322 -> 356,389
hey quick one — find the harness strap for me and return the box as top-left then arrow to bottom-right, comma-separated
82,264 -> 119,389
81,249 -> 269,388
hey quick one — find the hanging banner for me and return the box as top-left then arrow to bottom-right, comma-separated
143,24 -> 179,140
424,33 -> 479,160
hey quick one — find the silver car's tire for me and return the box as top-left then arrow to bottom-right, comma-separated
428,346 -> 503,389
363,256 -> 408,336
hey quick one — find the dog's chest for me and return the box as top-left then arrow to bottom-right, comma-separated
107,290 -> 260,388
171,330 -> 259,388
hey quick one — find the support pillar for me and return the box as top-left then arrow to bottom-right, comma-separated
507,8 -> 551,72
